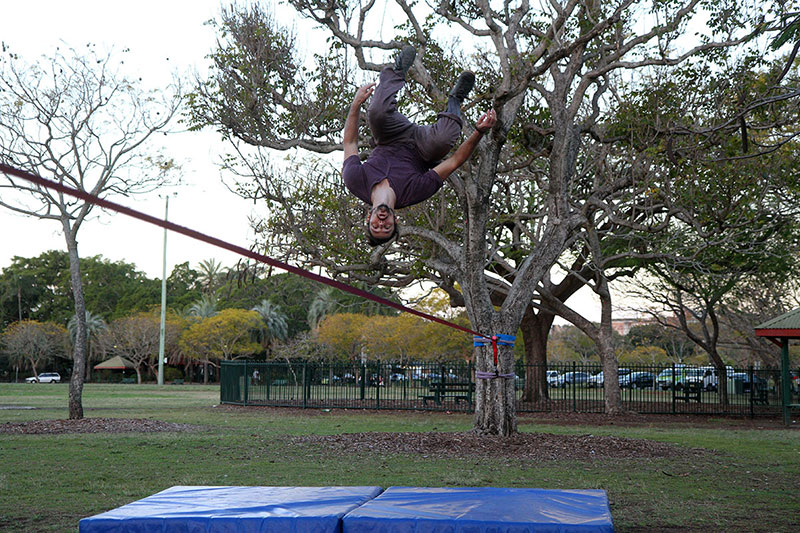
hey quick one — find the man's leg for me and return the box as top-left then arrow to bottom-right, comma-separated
413,71 -> 475,164
367,47 -> 416,145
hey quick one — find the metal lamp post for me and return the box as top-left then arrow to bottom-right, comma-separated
157,195 -> 170,385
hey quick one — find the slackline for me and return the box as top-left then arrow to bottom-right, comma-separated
0,163 -> 489,340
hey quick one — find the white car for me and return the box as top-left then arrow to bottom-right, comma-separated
587,372 -> 604,388
25,372 -> 61,383
697,366 -> 735,391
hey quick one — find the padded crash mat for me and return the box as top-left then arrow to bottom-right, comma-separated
79,485 -> 384,533
342,486 -> 614,532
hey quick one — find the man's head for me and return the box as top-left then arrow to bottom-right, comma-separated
366,204 -> 398,246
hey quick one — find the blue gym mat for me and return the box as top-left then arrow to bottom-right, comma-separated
342,486 -> 614,533
80,485 -> 614,532
79,485 -> 383,533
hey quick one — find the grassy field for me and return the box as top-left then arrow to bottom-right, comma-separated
0,383 -> 797,532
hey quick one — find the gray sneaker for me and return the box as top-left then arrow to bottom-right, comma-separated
448,71 -> 476,102
393,45 -> 416,76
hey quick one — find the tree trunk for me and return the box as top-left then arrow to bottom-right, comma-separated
84,341 -> 93,383
711,352 -> 729,406
598,330 -> 623,415
521,308 -> 553,403
65,233 -> 86,420
473,339 -> 517,436
596,276 -> 623,415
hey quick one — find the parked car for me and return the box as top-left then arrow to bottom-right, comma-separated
587,368 -> 631,388
587,372 -> 604,388
556,371 -> 591,387
695,366 -> 734,391
25,372 -> 61,384
620,372 -> 655,389
546,370 -> 559,387
679,368 -> 707,390
425,372 -> 459,382
389,373 -> 407,382
729,373 -> 768,394
656,366 -> 694,390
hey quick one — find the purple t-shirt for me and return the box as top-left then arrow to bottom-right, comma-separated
343,142 -> 443,208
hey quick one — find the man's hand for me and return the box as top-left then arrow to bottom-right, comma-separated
475,109 -> 497,134
344,83 -> 376,161
433,108 -> 498,181
352,82 -> 376,108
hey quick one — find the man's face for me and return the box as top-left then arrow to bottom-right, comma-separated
367,204 -> 396,240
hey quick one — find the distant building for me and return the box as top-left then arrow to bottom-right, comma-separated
611,316 -> 653,336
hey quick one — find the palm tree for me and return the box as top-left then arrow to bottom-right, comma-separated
252,299 -> 288,357
196,258 -> 225,295
187,294 -> 219,319
68,310 -> 107,381
184,295 -> 219,383
307,287 -> 338,329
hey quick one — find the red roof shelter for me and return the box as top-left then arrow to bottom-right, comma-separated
754,309 -> 800,426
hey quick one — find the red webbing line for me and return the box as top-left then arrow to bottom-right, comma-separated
0,163 -> 489,340
492,336 -> 498,366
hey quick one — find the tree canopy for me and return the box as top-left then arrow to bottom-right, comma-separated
188,0 -> 797,434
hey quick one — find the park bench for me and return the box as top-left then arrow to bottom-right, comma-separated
674,382 -> 701,403
121,377 -> 136,384
420,381 -> 475,407
172,379 -> 184,385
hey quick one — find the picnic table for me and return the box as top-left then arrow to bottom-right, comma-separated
675,382 -> 701,402
420,381 -> 475,407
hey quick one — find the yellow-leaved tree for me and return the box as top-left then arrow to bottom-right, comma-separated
362,314 -> 420,365
179,308 -> 262,384
315,313 -> 370,363
419,316 -> 473,363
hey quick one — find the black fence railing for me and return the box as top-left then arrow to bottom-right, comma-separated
220,361 -> 797,418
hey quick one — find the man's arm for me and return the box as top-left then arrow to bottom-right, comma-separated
433,109 -> 497,181
343,83 -> 376,162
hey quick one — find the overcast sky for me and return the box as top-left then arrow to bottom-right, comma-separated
0,1 -> 272,278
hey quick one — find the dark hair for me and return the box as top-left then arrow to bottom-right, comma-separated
366,221 -> 399,246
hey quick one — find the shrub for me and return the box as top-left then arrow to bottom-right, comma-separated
164,366 -> 184,381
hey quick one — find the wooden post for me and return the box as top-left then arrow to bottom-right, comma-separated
781,339 -> 791,426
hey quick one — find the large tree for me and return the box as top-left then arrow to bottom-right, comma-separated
1,320 -> 70,378
621,66 -> 800,401
0,47 -> 181,418
99,311 -> 183,384
190,1 -> 786,434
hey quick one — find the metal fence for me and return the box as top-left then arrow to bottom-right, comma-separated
220,360 -> 797,418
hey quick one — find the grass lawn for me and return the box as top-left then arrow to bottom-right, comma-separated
0,383 -> 797,532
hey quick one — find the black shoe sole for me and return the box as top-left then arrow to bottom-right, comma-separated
449,71 -> 476,101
